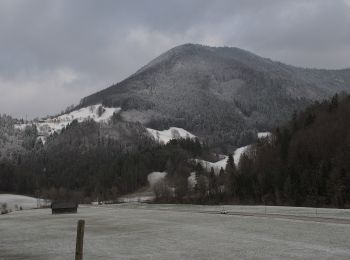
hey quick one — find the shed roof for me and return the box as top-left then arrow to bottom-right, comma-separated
51,201 -> 78,209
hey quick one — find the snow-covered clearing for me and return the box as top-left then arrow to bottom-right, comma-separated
195,145 -> 251,174
1,204 -> 350,259
258,132 -> 271,138
117,172 -> 167,203
0,194 -> 48,212
146,127 -> 196,144
15,105 -> 121,136
54,105 -> 119,124
195,132 -> 272,173
15,104 -> 196,146
117,193 -> 154,203
147,171 -> 167,187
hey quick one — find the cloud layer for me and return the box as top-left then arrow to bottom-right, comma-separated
1,0 -> 350,118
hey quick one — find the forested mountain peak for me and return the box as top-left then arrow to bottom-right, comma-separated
79,44 -> 350,150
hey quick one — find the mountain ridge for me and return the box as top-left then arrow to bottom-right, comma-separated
79,43 -> 350,149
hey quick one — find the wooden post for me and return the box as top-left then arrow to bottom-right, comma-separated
75,220 -> 85,260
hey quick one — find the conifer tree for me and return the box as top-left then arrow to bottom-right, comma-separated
225,154 -> 236,198
208,167 -> 218,197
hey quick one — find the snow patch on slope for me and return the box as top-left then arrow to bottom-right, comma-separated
15,105 -> 121,137
148,172 -> 167,187
258,132 -> 271,138
194,132 -> 271,174
118,171 -> 168,203
147,127 -> 196,144
0,194 -> 49,212
55,105 -> 119,123
188,172 -> 197,188
195,145 -> 251,174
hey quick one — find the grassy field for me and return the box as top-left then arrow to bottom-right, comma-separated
1,204 -> 350,259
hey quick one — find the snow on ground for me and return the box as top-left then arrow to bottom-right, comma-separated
147,127 -> 196,144
194,131 -> 271,173
37,136 -> 46,145
54,105 -> 119,124
195,145 -> 251,174
117,194 -> 154,203
0,194 -> 48,212
258,131 -> 272,138
147,171 -> 167,187
1,204 -> 350,259
188,172 -> 196,188
15,105 -> 121,137
117,186 -> 155,203
118,172 -> 168,203
233,145 -> 251,164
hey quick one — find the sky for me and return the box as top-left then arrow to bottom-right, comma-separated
1,0 -> 350,119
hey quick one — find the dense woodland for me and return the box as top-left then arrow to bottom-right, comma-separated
0,94 -> 350,208
155,93 -> 349,208
0,113 -> 204,203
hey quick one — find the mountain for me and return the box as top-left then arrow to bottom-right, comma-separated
79,44 -> 350,149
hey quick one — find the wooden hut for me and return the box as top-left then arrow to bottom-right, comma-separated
51,201 -> 78,214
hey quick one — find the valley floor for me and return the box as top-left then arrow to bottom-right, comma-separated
1,204 -> 350,259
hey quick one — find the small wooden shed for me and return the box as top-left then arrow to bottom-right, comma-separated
51,201 -> 78,214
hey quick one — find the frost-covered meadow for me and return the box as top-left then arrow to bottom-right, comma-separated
0,194 -> 48,212
1,204 -> 350,259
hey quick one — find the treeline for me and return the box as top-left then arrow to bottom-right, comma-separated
0,114 -> 36,162
244,93 -> 350,208
0,114 -> 205,203
156,94 -> 350,208
1,94 -> 350,208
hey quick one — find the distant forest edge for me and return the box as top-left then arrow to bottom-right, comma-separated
0,93 -> 350,208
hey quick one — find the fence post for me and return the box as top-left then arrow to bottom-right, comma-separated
75,220 -> 85,260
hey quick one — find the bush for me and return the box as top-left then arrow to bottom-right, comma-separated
1,203 -> 8,214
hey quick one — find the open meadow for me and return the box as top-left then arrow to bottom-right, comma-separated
1,204 -> 350,260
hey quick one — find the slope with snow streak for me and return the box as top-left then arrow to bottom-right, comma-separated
195,145 -> 251,174
258,132 -> 271,138
55,105 -> 120,123
15,107 -> 195,146
194,132 -> 271,173
15,105 -> 121,137
147,127 -> 196,144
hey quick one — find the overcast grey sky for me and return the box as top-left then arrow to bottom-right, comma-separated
1,0 -> 350,118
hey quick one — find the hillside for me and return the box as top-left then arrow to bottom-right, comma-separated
3,95 -> 350,208
2,45 -> 350,207
15,105 -> 121,140
80,44 -> 350,149
0,114 -> 36,161
14,104 -> 196,145
231,93 -> 350,207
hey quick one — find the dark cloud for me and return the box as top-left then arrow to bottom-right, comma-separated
0,0 -> 349,118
